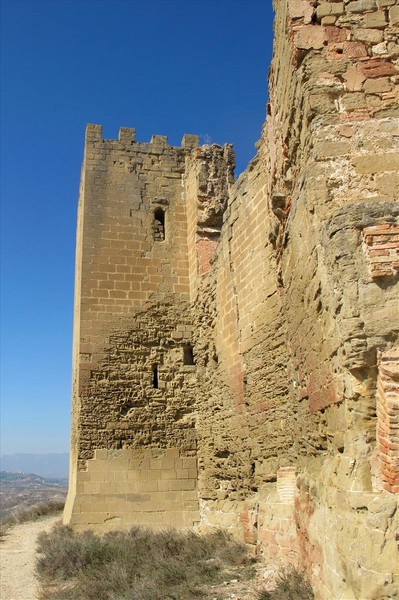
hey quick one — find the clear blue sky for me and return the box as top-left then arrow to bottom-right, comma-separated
0,0 -> 274,455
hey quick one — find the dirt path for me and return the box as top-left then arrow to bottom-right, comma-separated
0,515 -> 60,600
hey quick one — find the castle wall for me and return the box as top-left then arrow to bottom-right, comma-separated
272,2 -> 399,597
189,0 -> 399,597
66,0 -> 399,596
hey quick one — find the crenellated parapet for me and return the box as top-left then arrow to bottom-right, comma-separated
85,123 -> 199,149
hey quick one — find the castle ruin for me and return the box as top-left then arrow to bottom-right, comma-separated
64,1 -> 399,598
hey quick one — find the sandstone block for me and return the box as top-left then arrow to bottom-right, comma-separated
353,27 -> 383,43
342,92 -> 367,111
364,10 -> 387,28
344,66 -> 366,91
118,127 -> 136,142
165,448 -> 180,459
180,479 -> 196,491
150,135 -> 168,145
375,173 -> 399,197
288,0 -> 314,22
317,2 -> 344,18
347,0 -> 377,12
175,468 -> 188,479
389,5 -> 399,25
182,457 -> 197,469
372,41 -> 389,56
324,25 -> 348,43
315,141 -> 351,158
353,153 -> 399,173
94,449 -> 108,459
321,16 -> 338,24
364,76 -> 392,93
295,25 -> 325,49
181,134 -> 199,149
85,123 -> 102,142
360,59 -> 397,78
341,41 -> 368,58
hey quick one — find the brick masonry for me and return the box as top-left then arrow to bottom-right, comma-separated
363,223 -> 399,278
377,349 -> 399,493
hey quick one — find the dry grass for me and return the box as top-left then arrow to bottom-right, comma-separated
36,524 -> 255,600
258,568 -> 314,600
0,500 -> 64,539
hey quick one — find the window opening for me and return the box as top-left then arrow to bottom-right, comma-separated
152,364 -> 159,388
154,208 -> 165,241
183,344 -> 195,366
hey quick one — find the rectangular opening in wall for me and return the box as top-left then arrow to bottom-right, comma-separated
183,344 -> 195,365
152,364 -> 159,388
154,208 -> 165,241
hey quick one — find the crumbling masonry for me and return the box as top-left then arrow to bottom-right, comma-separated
64,1 -> 399,598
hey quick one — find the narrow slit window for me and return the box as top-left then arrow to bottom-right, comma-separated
183,344 -> 195,366
154,208 -> 165,241
152,364 -> 159,388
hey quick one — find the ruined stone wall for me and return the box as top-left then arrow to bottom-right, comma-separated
271,2 -> 399,598
189,0 -> 399,597
190,155 -> 293,541
66,0 -> 399,596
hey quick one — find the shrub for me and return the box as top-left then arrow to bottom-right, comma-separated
258,568 -> 314,600
36,525 -> 253,600
0,501 -> 64,539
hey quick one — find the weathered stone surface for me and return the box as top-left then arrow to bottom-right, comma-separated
353,27 -> 384,43
364,9 -> 387,28
295,24 -> 325,49
364,76 -> 392,93
66,2 -> 399,599
389,4 -> 399,25
288,0 -> 314,23
353,152 -> 399,173
344,65 -> 367,91
347,0 -> 377,12
360,59 -> 397,78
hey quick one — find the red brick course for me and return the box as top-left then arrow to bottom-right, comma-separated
363,224 -> 399,278
377,350 -> 399,494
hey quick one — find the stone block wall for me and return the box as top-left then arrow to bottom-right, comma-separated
69,448 -> 199,532
188,0 -> 399,597
66,0 -> 399,597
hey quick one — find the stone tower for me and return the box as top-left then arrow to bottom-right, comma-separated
63,125 -> 235,530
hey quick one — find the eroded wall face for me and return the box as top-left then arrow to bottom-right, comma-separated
190,0 -> 398,598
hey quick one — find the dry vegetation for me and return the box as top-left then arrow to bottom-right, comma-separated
258,568 -> 314,600
0,471 -> 67,521
0,500 -> 65,539
36,524 -> 314,600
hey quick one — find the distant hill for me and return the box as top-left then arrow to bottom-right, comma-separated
0,453 -> 69,479
0,471 -> 67,520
